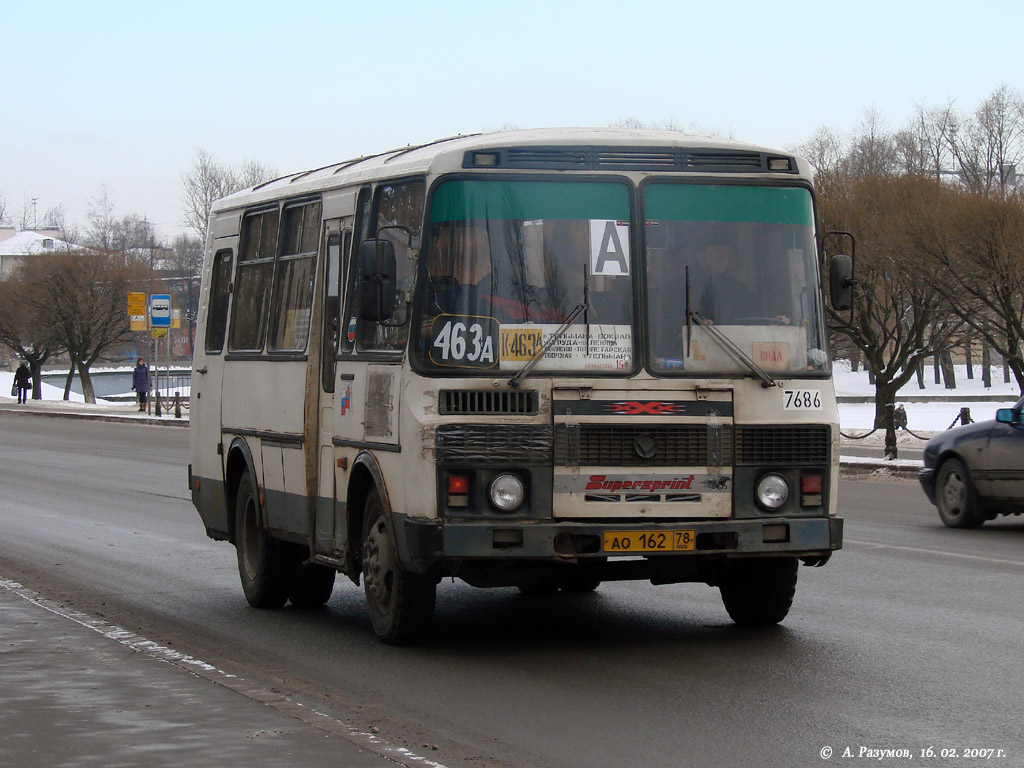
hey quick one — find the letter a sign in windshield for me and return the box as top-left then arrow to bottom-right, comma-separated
590,220 -> 630,276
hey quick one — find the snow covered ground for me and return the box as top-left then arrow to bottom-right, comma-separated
1,361 -> 1019,433
0,366 -> 188,404
834,360 -> 1020,432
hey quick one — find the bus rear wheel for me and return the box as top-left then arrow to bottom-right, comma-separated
235,470 -> 294,609
718,557 -> 798,626
361,489 -> 435,644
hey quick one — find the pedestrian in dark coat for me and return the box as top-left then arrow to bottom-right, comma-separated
132,358 -> 150,411
894,404 -> 908,430
14,362 -> 32,404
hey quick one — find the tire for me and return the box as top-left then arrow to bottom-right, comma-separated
288,562 -> 336,609
719,557 -> 798,626
936,458 -> 984,529
559,578 -> 601,594
361,489 -> 435,644
235,470 -> 294,609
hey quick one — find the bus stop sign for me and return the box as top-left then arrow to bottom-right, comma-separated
150,294 -> 172,328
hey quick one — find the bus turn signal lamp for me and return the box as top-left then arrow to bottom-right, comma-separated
447,475 -> 470,508
801,474 -> 823,507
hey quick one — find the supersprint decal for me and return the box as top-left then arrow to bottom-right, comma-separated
554,473 -> 731,494
553,400 -> 733,417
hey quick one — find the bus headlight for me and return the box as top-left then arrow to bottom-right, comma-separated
756,473 -> 789,511
489,474 -> 525,512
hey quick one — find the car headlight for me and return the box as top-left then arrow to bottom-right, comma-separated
489,474 -> 525,512
756,473 -> 789,511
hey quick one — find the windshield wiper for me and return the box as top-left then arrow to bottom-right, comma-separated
509,303 -> 586,388
688,310 -> 777,388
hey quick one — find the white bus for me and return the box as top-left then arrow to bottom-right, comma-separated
189,128 -> 851,644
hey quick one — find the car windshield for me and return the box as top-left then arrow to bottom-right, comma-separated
643,183 -> 830,376
414,179 -> 634,373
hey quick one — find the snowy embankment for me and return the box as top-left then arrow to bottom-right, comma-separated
0,366 -> 189,404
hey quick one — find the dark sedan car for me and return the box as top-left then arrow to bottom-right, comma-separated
919,396 -> 1024,528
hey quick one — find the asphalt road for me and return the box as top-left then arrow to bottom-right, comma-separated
1,412 -> 1022,768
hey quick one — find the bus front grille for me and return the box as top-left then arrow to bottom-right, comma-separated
436,424 -> 553,465
735,426 -> 831,466
439,389 -> 538,415
553,424 -> 829,467
554,424 -> 734,467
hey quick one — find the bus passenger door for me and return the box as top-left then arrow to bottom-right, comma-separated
190,215 -> 240,537
314,218 -> 351,557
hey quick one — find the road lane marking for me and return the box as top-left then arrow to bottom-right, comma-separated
0,577 -> 449,768
846,539 -> 1024,567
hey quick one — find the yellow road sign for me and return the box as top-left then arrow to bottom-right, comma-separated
151,328 -> 168,339
127,292 -> 146,315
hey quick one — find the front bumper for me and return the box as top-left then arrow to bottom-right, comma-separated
918,467 -> 937,504
397,515 -> 843,567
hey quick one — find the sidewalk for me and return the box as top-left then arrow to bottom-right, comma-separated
0,579 -> 433,768
0,397 -> 189,427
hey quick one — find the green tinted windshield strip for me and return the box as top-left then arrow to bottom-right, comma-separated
644,184 -> 813,226
430,180 -> 629,223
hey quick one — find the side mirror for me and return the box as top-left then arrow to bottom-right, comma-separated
357,239 -> 396,321
996,408 -> 1017,424
829,254 -> 854,311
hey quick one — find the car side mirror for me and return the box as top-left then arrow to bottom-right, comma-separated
357,239 -> 396,321
996,408 -> 1017,424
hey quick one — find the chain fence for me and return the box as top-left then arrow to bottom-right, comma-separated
841,405 -> 978,442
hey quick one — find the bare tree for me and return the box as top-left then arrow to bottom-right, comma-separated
848,108 -> 900,178
27,249 -> 151,403
894,103 -> 954,178
167,233 -> 205,341
0,269 -> 63,399
86,185 -> 118,250
911,187 -> 1024,391
939,84 -> 1024,197
820,173 -> 966,424
181,148 -> 277,242
794,126 -> 847,178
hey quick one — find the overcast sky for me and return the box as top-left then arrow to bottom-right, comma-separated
2,0 -> 1021,242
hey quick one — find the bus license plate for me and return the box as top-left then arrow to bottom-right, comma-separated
603,530 -> 696,553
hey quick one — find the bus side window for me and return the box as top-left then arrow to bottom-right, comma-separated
268,199 -> 321,352
341,188 -> 372,354
229,208 -> 279,352
359,179 -> 424,352
205,249 -> 234,354
321,230 -> 345,392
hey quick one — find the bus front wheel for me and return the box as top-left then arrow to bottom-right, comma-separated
235,470 -> 294,609
718,557 -> 798,626
361,489 -> 436,644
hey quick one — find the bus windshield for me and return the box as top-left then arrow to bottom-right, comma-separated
415,179 -> 634,373
644,183 -> 830,376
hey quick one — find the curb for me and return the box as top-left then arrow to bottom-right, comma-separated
0,405 -> 188,428
839,461 -> 922,479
